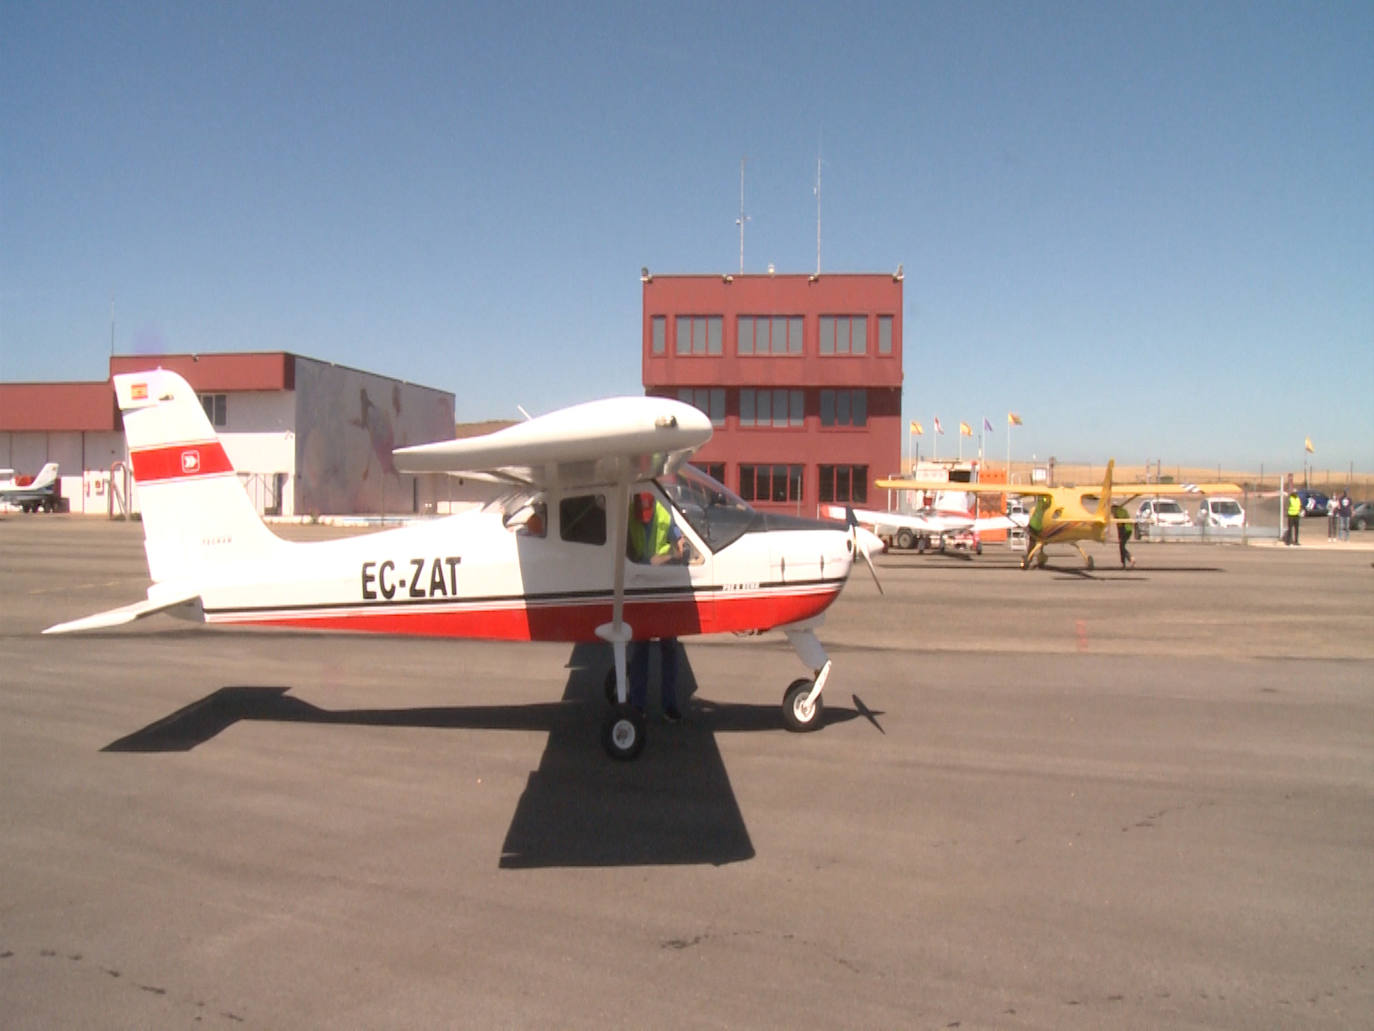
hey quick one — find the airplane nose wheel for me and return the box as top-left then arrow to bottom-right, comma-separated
602,704 -> 646,760
782,678 -> 824,733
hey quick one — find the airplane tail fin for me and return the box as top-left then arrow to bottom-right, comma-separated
1097,460 -> 1115,524
33,462 -> 59,488
115,369 -> 285,583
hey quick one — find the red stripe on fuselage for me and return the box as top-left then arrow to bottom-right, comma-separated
207,586 -> 843,642
130,442 -> 235,483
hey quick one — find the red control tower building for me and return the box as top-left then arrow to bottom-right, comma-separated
642,270 -> 903,513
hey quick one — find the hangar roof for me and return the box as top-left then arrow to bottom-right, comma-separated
0,382 -> 119,432
109,351 -> 295,391
3,352 -> 454,433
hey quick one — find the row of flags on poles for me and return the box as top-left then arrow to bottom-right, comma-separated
906,416 -> 1318,459
908,412 -> 1022,436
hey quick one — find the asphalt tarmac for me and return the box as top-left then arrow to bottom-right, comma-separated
2,516 -> 1371,1029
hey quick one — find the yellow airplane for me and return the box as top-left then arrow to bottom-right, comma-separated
877,461 -> 1242,570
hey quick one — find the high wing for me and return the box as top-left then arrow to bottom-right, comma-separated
822,503 -> 970,534
878,477 -> 1242,502
877,477 -> 1055,498
1108,481 -> 1242,502
392,397 -> 711,489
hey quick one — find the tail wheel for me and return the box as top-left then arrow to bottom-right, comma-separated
782,678 -> 824,733
602,704 -> 646,760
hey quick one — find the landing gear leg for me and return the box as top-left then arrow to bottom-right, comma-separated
1074,543 -> 1094,569
596,616 -> 643,759
781,624 -> 830,733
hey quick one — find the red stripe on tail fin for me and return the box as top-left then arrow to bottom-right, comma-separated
130,442 -> 235,483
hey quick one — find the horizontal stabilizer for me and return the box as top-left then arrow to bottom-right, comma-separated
43,591 -> 204,635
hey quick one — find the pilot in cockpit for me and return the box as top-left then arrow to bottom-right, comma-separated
627,491 -> 687,565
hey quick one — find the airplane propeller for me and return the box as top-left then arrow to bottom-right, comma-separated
845,507 -> 884,595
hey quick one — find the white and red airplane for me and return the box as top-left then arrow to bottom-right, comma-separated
823,502 -> 1018,553
46,369 -> 876,759
0,461 -> 61,512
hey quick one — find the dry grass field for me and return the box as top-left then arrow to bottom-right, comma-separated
968,461 -> 1372,497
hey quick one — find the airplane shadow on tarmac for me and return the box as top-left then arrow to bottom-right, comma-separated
103,641 -> 867,869
1045,563 -> 1225,580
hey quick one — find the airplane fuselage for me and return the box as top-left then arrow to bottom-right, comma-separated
193,502 -> 852,643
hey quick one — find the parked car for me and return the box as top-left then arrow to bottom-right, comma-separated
1197,497 -> 1245,529
1296,489 -> 1329,516
1352,500 -> 1373,531
1135,497 -> 1192,538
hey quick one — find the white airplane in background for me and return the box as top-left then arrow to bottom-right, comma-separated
823,502 -> 1018,554
0,461 -> 61,512
45,370 -> 878,760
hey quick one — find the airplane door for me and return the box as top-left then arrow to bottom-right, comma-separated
624,497 -> 712,637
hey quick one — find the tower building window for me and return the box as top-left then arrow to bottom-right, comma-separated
819,315 -> 867,355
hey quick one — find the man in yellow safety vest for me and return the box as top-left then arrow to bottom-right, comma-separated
627,492 -> 687,721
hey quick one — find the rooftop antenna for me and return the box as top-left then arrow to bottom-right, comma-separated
736,157 -> 750,274
814,133 -> 823,276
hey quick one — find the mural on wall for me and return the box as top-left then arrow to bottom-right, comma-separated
352,385 -> 398,478
295,360 -> 453,516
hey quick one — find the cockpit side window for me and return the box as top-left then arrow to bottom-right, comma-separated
503,500 -> 547,537
560,494 -> 606,545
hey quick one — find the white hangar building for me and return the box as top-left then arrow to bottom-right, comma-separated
0,352 -> 456,518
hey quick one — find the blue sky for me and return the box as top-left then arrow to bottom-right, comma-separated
3,1 -> 1371,472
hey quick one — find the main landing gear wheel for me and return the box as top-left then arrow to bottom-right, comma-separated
782,678 -> 824,733
895,528 -> 915,551
1085,555 -> 1094,570
602,704 -> 646,760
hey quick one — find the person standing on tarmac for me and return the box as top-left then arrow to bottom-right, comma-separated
1286,488 -> 1302,546
626,491 -> 687,722
1113,504 -> 1135,568
1020,493 -> 1051,567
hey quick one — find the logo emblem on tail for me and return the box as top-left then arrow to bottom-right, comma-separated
181,450 -> 201,474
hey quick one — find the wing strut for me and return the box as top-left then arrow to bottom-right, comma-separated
596,472 -> 652,760
595,473 -> 633,705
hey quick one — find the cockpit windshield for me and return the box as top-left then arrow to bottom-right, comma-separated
656,464 -> 757,553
